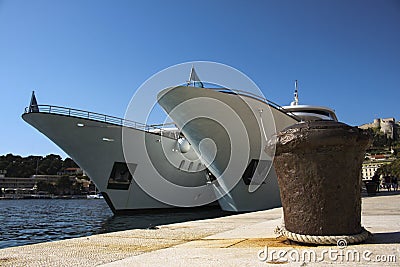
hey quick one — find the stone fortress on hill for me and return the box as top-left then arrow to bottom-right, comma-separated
359,117 -> 398,140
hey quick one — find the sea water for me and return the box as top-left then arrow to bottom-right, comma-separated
0,199 -> 226,249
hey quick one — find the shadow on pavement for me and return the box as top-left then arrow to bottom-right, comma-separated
367,232 -> 400,244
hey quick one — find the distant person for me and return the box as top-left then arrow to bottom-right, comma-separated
385,176 -> 392,191
372,175 -> 380,192
391,176 -> 398,192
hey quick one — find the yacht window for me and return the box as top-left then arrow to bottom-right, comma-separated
301,109 -> 331,117
242,159 -> 270,185
179,160 -> 185,169
107,162 -> 136,190
242,159 -> 259,185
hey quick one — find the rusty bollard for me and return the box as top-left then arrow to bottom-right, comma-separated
266,120 -> 371,244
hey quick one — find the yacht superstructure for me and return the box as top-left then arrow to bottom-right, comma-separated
282,80 -> 338,121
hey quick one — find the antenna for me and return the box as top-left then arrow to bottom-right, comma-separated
291,80 -> 299,106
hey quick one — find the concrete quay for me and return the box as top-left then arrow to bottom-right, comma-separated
0,193 -> 399,266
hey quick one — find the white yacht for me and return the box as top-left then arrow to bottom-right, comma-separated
22,93 -> 216,214
158,69 -> 338,212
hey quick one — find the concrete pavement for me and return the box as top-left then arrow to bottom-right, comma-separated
0,193 -> 399,266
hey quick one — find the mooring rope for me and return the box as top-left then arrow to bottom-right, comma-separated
275,225 -> 372,245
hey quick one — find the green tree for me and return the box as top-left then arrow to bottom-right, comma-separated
365,128 -> 396,154
376,159 -> 400,178
62,158 -> 78,170
38,154 -> 62,175
36,180 -> 57,194
72,181 -> 84,195
57,176 -> 74,195
0,154 -> 82,196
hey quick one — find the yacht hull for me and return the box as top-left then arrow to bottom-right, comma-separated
22,112 -> 216,214
158,86 -> 298,212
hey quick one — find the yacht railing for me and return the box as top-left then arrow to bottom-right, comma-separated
205,87 -> 302,121
24,105 -> 171,132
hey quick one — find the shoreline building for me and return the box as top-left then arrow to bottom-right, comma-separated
0,168 -> 93,199
362,154 -> 394,180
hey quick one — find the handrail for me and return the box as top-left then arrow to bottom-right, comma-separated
205,87 -> 302,121
24,105 -> 174,132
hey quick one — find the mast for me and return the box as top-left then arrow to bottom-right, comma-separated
291,80 -> 299,106
29,91 -> 39,112
187,66 -> 204,88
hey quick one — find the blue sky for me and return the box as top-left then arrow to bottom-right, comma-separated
0,0 -> 399,157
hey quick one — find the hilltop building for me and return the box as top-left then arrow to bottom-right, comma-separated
359,117 -> 397,140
